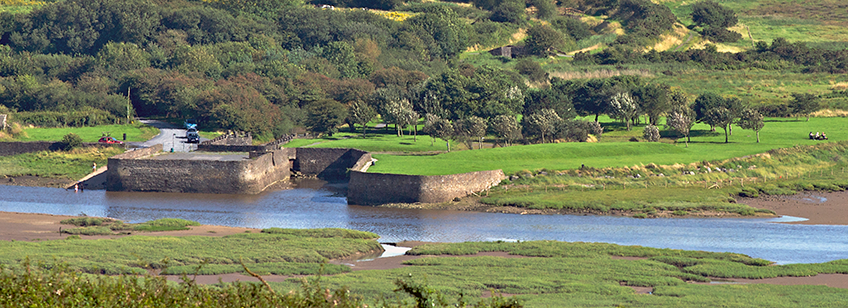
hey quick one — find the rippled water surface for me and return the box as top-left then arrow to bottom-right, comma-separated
1,184 -> 847,264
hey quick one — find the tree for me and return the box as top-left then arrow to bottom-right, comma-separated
666,102 -> 696,147
633,83 -> 671,126
643,124 -> 660,142
531,0 -> 557,20
490,0 -> 526,23
422,113 -> 442,146
348,100 -> 376,136
306,99 -> 348,136
789,93 -> 820,122
702,107 -> 735,143
405,6 -> 471,60
737,108 -> 765,143
692,1 -> 738,29
515,59 -> 547,83
382,97 -> 415,137
490,114 -> 521,146
693,92 -> 741,133
608,92 -> 639,131
692,1 -> 740,43
455,116 -> 487,149
524,25 -> 566,57
523,108 -> 561,143
430,118 -> 455,152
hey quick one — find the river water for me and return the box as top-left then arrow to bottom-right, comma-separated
1,184 -> 846,264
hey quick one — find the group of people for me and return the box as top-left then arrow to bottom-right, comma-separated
809,132 -> 828,140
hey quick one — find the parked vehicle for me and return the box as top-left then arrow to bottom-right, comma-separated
98,136 -> 123,144
186,128 -> 200,143
184,118 -> 197,130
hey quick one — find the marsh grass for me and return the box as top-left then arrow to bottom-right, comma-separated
272,241 -> 848,307
61,218 -> 201,234
1,228 -> 383,275
480,140 -> 848,213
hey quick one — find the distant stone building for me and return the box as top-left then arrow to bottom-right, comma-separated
489,45 -> 525,58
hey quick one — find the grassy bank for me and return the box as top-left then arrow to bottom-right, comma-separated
269,241 -> 848,307
0,147 -> 124,180
480,140 -> 848,215
4,234 -> 847,307
0,227 -> 381,276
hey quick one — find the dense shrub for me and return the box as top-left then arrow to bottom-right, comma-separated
59,133 -> 83,151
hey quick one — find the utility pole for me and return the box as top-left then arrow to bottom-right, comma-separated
126,88 -> 132,124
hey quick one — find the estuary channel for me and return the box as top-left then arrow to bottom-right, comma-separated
1,184 -> 846,265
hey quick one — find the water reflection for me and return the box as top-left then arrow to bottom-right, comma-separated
1,184 -> 847,264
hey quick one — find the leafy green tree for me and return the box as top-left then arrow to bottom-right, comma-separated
789,93 -> 821,122
455,116 -> 487,149
523,108 -> 561,143
692,1 -> 740,43
306,99 -> 348,136
524,78 -> 578,121
524,25 -> 566,57
430,118 -> 455,151
405,6 -> 471,60
633,83 -> 671,126
737,108 -> 764,143
96,42 -> 150,72
702,107 -> 735,143
693,92 -> 741,132
573,76 -> 641,123
348,100 -> 376,136
550,17 -> 593,41
490,114 -> 521,146
608,92 -> 639,131
514,59 -> 547,83
490,0 -> 526,23
692,1 -> 738,29
531,0 -> 557,20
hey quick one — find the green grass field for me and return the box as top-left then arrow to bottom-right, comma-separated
364,117 -> 847,176
11,122 -> 159,143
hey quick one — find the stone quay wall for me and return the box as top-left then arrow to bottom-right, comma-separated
107,145 -> 290,194
0,141 -> 117,156
294,148 -> 371,180
347,169 -> 506,205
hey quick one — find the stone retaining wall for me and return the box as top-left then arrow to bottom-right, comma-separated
347,169 -> 506,205
294,148 -> 370,180
106,145 -> 290,194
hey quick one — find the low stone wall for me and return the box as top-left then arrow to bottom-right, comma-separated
294,148 -> 370,180
197,144 -> 267,152
347,169 -> 506,205
107,146 -> 290,194
0,141 -> 117,156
